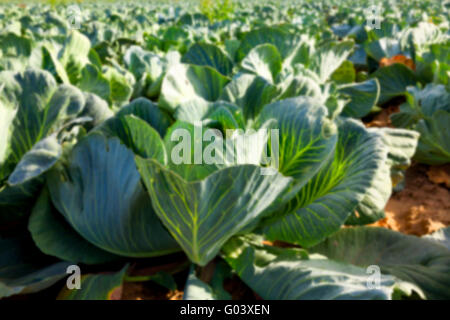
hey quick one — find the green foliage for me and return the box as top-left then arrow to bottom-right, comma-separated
200,0 -> 234,22
0,0 -> 449,301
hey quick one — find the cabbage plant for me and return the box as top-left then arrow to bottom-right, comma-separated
391,84 -> 450,165
1,0 -> 450,301
3,82 -> 448,300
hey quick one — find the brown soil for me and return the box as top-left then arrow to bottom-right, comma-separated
427,164 -> 450,188
119,254 -> 189,300
224,275 -> 259,300
120,263 -> 255,300
364,104 -> 400,128
364,102 -> 449,235
121,282 -> 183,300
372,163 -> 450,236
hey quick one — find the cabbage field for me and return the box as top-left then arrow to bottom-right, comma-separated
0,0 -> 449,301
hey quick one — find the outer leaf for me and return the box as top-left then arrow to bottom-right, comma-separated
310,41 -> 354,83
340,79 -> 380,118
402,22 -> 448,55
8,135 -> 62,186
173,99 -> 212,126
0,69 -> 86,208
136,158 -> 292,266
58,30 -> 91,84
182,43 -> 233,76
409,85 -> 450,117
277,75 -> 324,102
0,32 -> 32,58
222,237 -> 419,300
414,110 -> 450,165
225,39 -> 240,62
158,64 -> 230,112
390,84 -> 450,165
221,73 -> 279,121
99,115 -> 167,164
348,127 -> 419,226
0,179 -> 41,221
0,33 -> 34,71
29,188 -> 120,265
78,64 -> 111,103
47,134 -> 179,258
0,262 -> 71,299
124,46 -> 162,81
0,236 -> 71,299
0,69 -> 84,180
79,92 -> 113,129
263,119 -> 386,247
42,45 -> 70,84
390,87 -> 425,129
331,60 -> 356,84
241,44 -> 282,83
115,98 -> 172,137
103,66 -> 134,106
236,27 -> 298,61
370,127 -> 419,177
366,38 -> 402,61
175,100 -> 243,131
58,266 -> 128,300
0,92 -> 16,170
256,97 -> 337,190
206,103 -> 245,130
371,63 -> 416,104
123,46 -> 172,98
283,36 -> 315,68
311,227 -> 450,300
